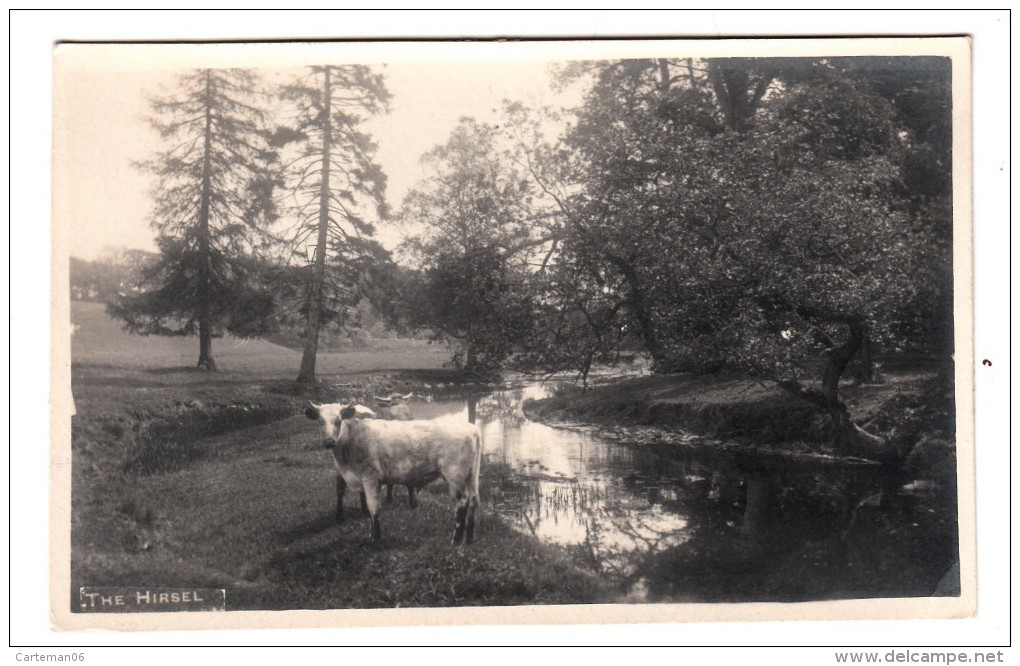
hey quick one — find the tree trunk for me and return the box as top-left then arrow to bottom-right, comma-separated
615,261 -> 659,358
741,475 -> 772,542
297,68 -> 333,383
776,311 -> 890,460
819,316 -> 886,458
196,70 -> 217,372
685,58 -> 697,88
656,58 -> 671,93
197,320 -> 216,371
848,327 -> 875,384
580,349 -> 595,393
706,61 -> 773,133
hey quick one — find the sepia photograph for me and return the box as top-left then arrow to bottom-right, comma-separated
47,32 -> 978,635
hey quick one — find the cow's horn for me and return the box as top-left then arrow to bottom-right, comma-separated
308,400 -> 322,409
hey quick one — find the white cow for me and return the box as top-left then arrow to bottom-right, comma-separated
304,402 -> 482,544
349,399 -> 421,508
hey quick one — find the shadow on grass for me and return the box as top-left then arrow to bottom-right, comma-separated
128,399 -> 296,474
277,514 -> 340,542
145,366 -> 213,376
267,537 -> 372,586
71,374 -> 166,388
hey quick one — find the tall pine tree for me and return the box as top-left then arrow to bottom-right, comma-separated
276,65 -> 390,383
109,68 -> 279,370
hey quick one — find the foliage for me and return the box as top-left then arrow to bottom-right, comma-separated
406,246 -> 535,377
107,69 -> 281,368
100,56 -> 952,455
516,255 -> 630,389
70,249 -> 156,303
550,56 -> 953,455
276,65 -> 391,242
400,117 -> 554,265
397,117 -> 556,375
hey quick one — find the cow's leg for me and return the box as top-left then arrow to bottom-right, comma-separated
407,485 -> 418,509
465,495 -> 478,544
385,484 -> 395,505
334,474 -> 347,524
359,491 -> 370,517
453,490 -> 469,545
363,480 -> 383,542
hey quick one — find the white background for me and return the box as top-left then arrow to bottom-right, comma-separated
7,9 -> 1012,660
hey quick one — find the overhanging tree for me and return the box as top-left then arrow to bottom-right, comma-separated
718,70 -> 947,458
276,65 -> 390,383
108,68 -> 280,370
558,57 -> 732,369
557,57 -> 950,458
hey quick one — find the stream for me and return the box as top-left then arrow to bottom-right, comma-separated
411,384 -> 960,602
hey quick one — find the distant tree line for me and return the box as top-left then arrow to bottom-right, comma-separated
70,250 -> 154,303
99,56 -> 953,459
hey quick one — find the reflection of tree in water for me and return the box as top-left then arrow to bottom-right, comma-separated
475,390 -> 527,426
475,386 -> 958,600
620,458 -> 960,601
581,501 -> 691,578
497,475 -> 690,578
618,452 -> 906,549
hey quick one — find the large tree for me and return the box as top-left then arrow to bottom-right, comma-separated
556,57 -> 729,367
276,65 -> 390,383
556,57 -> 951,458
109,68 -> 280,370
398,117 -> 553,375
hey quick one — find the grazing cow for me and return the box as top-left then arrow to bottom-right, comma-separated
374,391 -> 414,408
304,401 -> 482,544
375,400 -> 412,423
373,392 -> 414,428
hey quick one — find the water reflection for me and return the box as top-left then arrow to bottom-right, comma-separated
412,386 -> 691,576
410,385 -> 959,601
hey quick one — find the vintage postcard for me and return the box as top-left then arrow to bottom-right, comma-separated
50,36 -> 974,632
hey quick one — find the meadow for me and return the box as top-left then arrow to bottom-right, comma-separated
68,301 -> 609,611
67,301 -> 959,611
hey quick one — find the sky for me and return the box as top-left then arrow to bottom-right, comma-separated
54,45 -> 581,260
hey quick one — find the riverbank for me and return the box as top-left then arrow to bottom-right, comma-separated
523,369 -> 956,465
67,301 -> 960,607
521,369 -> 961,602
68,301 -> 611,610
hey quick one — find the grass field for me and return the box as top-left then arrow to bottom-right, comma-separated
71,300 -> 453,380
68,301 -> 609,611
67,301 -> 958,610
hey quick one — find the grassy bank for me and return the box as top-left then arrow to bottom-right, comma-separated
525,369 -> 955,459
72,410 -> 608,610
69,301 -> 608,610
68,301 -> 958,608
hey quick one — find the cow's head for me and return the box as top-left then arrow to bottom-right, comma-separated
374,392 -> 414,407
304,401 -> 375,449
